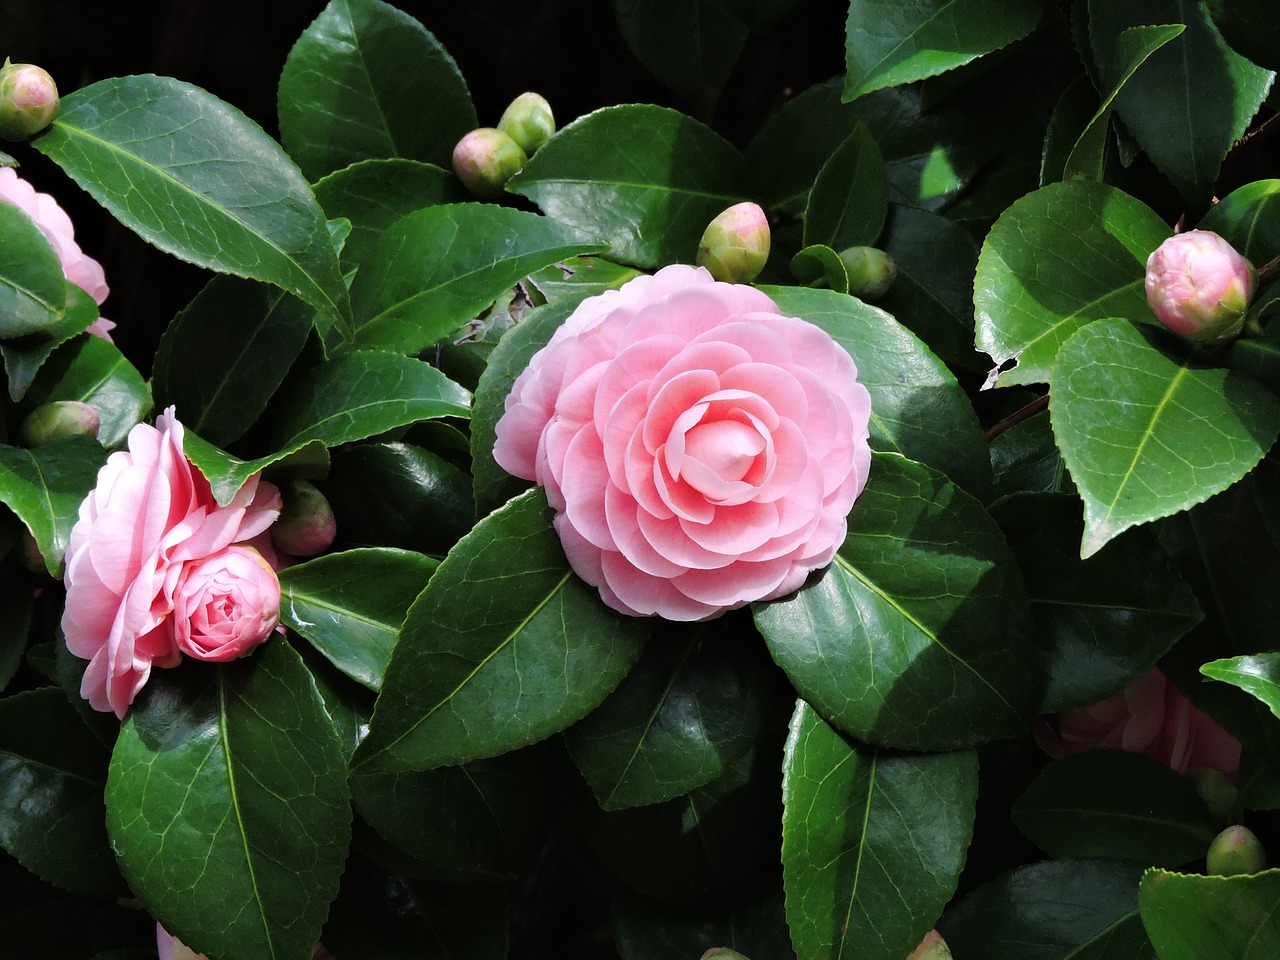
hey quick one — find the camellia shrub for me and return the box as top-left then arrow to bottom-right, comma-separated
3,1 -> 1280,958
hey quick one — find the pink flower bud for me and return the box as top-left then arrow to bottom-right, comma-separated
18,400 -> 100,447
838,246 -> 897,302
696,202 -> 771,284
906,930 -> 953,960
1207,824 -> 1266,876
269,479 -> 337,558
498,92 -> 555,155
451,127 -> 527,200
171,546 -> 281,662
156,925 -> 208,960
0,62 -> 59,141
1145,230 -> 1255,343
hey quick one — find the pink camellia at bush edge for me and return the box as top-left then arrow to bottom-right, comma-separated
1144,229 -> 1255,343
1035,666 -> 1242,779
62,407 -> 281,718
0,166 -> 114,339
494,264 -> 872,621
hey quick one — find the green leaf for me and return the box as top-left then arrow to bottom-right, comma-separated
1205,0 -> 1280,71
1,284 -> 99,401
1089,0 -> 1274,206
974,180 -> 1170,387
1202,654 -> 1280,721
0,200 -> 66,339
1042,76 -> 1106,186
106,641 -> 351,960
278,0 -> 474,182
565,621 -> 774,810
789,245 -> 850,294
1051,319 -> 1280,557
803,123 -> 888,250
1200,180 -> 1280,267
353,487 -> 648,774
990,410 -> 1070,499
0,436 -> 106,576
754,454 -> 1038,751
843,0 -> 1042,101
991,492 -> 1202,712
782,701 -> 976,960
35,75 -> 353,340
611,0 -> 748,113
1139,869 -> 1280,960
939,860 -> 1152,960
0,688 -> 125,898
279,547 -> 437,690
611,886 -> 796,960
18,334 -> 150,448
766,286 -> 992,499
345,203 -> 604,355
1013,750 -> 1217,867
525,255 -> 643,303
153,276 -> 313,448
507,104 -> 747,268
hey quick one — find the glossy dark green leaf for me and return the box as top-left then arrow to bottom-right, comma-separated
1051,319 -> 1280,557
153,276 -> 314,448
612,0 -> 748,112
844,0 -> 1042,100
35,76 -> 353,339
1089,0 -> 1273,205
1013,750 -> 1216,867
345,203 -> 604,355
939,860 -> 1152,960
782,701 -> 976,960
277,0 -> 475,181
1,283 -> 98,401
106,641 -> 351,960
280,547 -> 436,690
992,492 -> 1201,712
1200,180 -> 1280,267
182,432 -> 328,511
507,104 -> 746,268
0,435 -> 106,576
1042,76 -> 1104,186
803,123 -> 888,251
974,180 -> 1170,387
0,200 -> 66,339
353,487 -> 648,774
565,622 -> 772,810
755,454 -> 1038,751
1140,869 -> 1280,959
611,886 -> 796,960
766,286 -> 992,499
295,641 -> 374,763
1205,0 -> 1280,71
525,255 -> 643,303
789,245 -> 849,294
19,334 -> 149,448
990,410 -> 1068,499
1202,654 -> 1280,721
0,688 -> 124,898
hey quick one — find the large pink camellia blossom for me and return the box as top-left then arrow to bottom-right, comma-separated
494,264 -> 872,621
1035,666 -> 1241,779
62,408 -> 281,718
0,166 -> 114,340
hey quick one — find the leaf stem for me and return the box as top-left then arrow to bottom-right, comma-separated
984,393 -> 1048,443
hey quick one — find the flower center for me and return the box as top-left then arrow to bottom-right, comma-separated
682,419 -> 765,488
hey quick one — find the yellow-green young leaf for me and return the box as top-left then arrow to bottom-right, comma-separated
1050,319 -> 1280,557
1140,869 -> 1280,960
782,702 -> 976,960
1202,654 -> 1280,721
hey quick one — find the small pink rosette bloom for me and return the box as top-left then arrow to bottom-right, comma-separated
0,166 -> 113,339
1145,229 -> 1255,343
172,545 -> 282,662
62,408 -> 281,718
494,264 -> 872,621
1035,666 -> 1241,779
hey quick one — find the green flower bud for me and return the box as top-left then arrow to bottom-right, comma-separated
19,400 -> 100,447
451,127 -> 527,200
700,950 -> 750,960
0,62 -> 59,141
1189,768 -> 1239,826
838,246 -> 897,302
696,202 -> 771,284
497,92 -> 555,155
1207,824 -> 1266,876
270,479 -> 337,558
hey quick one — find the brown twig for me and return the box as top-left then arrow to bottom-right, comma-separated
1226,111 -> 1280,165
1256,252 -> 1280,287
984,393 -> 1049,443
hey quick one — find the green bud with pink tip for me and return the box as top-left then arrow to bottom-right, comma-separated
19,401 -> 100,447
498,92 -> 555,155
451,127 -> 527,200
697,202 -> 771,284
1207,824 -> 1266,876
839,245 -> 897,302
0,61 -> 59,141
1145,230 -> 1255,343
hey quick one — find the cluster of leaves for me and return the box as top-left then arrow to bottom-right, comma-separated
3,1 -> 1280,959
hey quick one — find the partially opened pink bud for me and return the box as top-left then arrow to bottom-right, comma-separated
0,62 -> 58,141
19,400 -> 100,447
451,127 -> 527,200
172,545 -> 281,662
1145,230 -> 1255,343
270,479 -> 337,557
1207,824 -> 1266,876
697,202 -> 771,284
906,930 -> 953,960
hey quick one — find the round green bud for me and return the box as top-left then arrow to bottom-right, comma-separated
451,127 -> 528,200
19,401 -> 100,447
696,202 -> 771,284
838,246 -> 897,301
497,92 -> 555,155
270,479 -> 337,558
0,62 -> 59,141
1207,825 -> 1266,876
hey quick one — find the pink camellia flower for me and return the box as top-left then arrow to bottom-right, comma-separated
494,264 -> 872,621
62,407 -> 281,718
1035,666 -> 1241,779
1145,229 -> 1255,343
171,545 -> 282,662
0,166 -> 114,339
